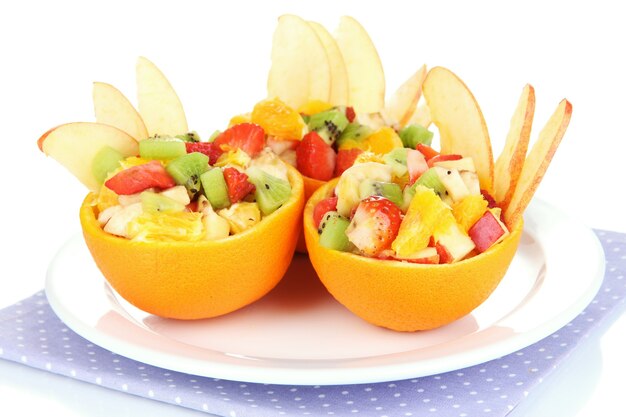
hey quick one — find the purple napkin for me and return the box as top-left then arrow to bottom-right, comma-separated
1,229 -> 624,417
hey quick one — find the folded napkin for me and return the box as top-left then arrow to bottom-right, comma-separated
1,230 -> 624,417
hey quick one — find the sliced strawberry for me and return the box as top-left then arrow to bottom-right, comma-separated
427,153 -> 462,167
313,196 -> 338,228
345,196 -> 402,256
334,148 -> 363,177
296,131 -> 336,181
185,142 -> 224,165
345,106 -> 356,123
222,167 -> 256,204
416,143 -> 439,160
104,160 -> 176,195
213,123 -> 266,157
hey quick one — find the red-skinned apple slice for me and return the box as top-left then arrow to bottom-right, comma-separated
504,99 -> 572,228
93,82 -> 149,140
37,122 -> 139,191
267,15 -> 331,109
493,84 -> 535,209
334,16 -> 385,113
383,64 -> 427,127
136,56 -> 188,137
308,20 -> 349,106
468,210 -> 509,252
422,66 -> 494,193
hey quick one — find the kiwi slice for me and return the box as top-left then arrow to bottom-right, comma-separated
399,124 -> 434,148
404,168 -> 447,206
358,180 -> 404,207
166,152 -> 210,197
175,131 -> 201,142
307,109 -> 349,145
139,138 -> 187,160
383,148 -> 409,177
141,191 -> 186,213
246,166 -> 291,216
200,168 -> 230,210
318,211 -> 351,252
336,123 -> 373,148
92,146 -> 125,185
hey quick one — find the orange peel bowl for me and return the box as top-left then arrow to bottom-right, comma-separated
295,174 -> 327,253
80,164 -> 304,320
304,178 -> 523,332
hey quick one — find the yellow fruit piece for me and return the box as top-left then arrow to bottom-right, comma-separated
453,195 -> 489,232
392,185 -> 448,257
120,156 -> 155,169
362,127 -> 403,154
96,184 -> 119,212
127,211 -> 204,242
218,202 -> 261,234
228,113 -> 252,127
337,138 -> 365,151
214,148 -> 251,169
297,100 -> 334,115
251,98 -> 306,140
353,151 -> 384,164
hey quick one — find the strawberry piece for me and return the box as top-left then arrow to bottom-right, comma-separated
345,106 -> 356,123
416,143 -> 439,160
296,131 -> 336,181
346,196 -> 403,256
213,123 -> 266,157
313,196 -> 338,228
223,167 -> 255,204
407,149 -> 428,185
334,148 -> 363,177
104,160 -> 176,195
185,142 -> 224,165
427,153 -> 462,168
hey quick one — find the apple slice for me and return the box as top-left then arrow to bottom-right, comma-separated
493,84 -> 535,209
422,66 -> 494,193
136,56 -> 188,137
37,122 -> 139,191
334,16 -> 385,113
383,64 -> 427,127
409,102 -> 432,128
504,99 -> 572,228
267,14 -> 331,109
308,20 -> 349,106
93,82 -> 149,140
468,210 -> 509,252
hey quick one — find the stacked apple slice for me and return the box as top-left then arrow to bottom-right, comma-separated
38,57 -> 189,191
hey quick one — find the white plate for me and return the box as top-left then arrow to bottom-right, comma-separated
45,200 -> 605,386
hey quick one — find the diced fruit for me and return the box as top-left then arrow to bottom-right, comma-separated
246,166 -> 292,215
406,149 -> 428,185
453,194 -> 489,232
251,97 -> 306,140
412,167 -> 446,198
382,148 -> 408,177
214,148 -> 252,169
362,127 -> 403,155
334,148 -> 363,177
160,185 -> 191,206
92,146 -> 125,185
433,166 -> 470,203
175,131 -> 201,142
297,99 -> 334,115
345,106 -> 356,123
128,211 -> 204,242
416,143 -> 439,160
295,131 -> 336,181
460,171 -> 481,195
248,148 -> 290,182
200,168 -> 230,210
336,123 -> 373,149
213,123 -> 265,157
218,202 -> 261,234
399,124 -> 433,148
313,196 -> 338,228
335,162 -> 393,217
266,137 -> 299,156
184,141 -> 224,165
139,138 -> 187,160
433,156 -> 476,172
318,211 -> 351,252
433,219 -> 475,264
141,191 -> 186,213
468,210 -> 509,252
96,183 -> 120,212
358,180 -> 403,208
200,202 -> 230,241
481,189 -> 498,208
166,152 -> 210,197
345,196 -> 402,256
223,167 -> 255,204
395,246 -> 440,264
427,153 -> 462,167
105,160 -> 176,195
307,109 -> 349,145
103,202 -> 143,238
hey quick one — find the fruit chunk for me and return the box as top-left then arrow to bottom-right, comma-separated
213,123 -> 266,157
185,142 -> 224,165
383,64 -> 427,127
218,202 -> 261,234
382,148 -> 408,177
334,16 -> 385,113
335,162 -> 393,217
412,167 -> 446,197
92,146 -> 125,185
246,166 -> 292,215
37,122 -> 139,191
337,123 -> 373,149
453,194 -> 489,232
139,138 -> 186,160
433,166 -> 470,203
128,211 -> 204,242
165,152 -> 210,197
307,109 -> 349,145
318,211 -> 351,251
267,14 -> 331,108
358,180 -> 403,207
362,127 -> 403,155
399,124 -> 433,149
334,148 -> 363,177
200,168 -> 230,210
422,66 -> 494,192
313,196 -> 338,228
136,56 -> 188,136
251,98 -> 306,140
345,196 -> 402,256
296,131 -> 336,181
468,210 -> 509,252
223,167 -> 255,204
199,202 -> 230,241
141,191 -> 186,213
307,21 -> 349,106
93,82 -> 148,140
406,149 -> 429,184
104,160 -> 175,195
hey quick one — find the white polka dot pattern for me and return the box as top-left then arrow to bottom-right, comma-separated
0,230 -> 624,417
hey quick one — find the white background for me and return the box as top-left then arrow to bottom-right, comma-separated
0,0 -> 624,415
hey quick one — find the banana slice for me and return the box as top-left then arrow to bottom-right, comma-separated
335,162 -> 393,217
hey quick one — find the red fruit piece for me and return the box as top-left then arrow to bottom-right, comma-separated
468,210 -> 507,252
416,143 -> 439,160
104,160 -> 176,195
334,148 -> 363,177
185,142 -> 224,165
296,131 -> 336,181
213,123 -> 266,157
407,149 -> 428,185
345,196 -> 403,256
222,167 -> 256,204
481,189 -> 498,209
345,106 -> 356,123
313,196 -> 338,228
427,153 -> 462,168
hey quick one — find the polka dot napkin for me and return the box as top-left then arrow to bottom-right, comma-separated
1,230 -> 624,417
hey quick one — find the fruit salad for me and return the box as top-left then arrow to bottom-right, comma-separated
94,125 -> 294,242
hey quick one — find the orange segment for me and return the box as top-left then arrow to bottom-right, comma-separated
304,178 -> 523,331
297,100 -> 334,115
80,164 -> 304,320
453,194 -> 489,232
251,97 -> 306,140
362,126 -> 403,154
228,113 -> 252,127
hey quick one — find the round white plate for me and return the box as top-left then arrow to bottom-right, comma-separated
45,200 -> 605,385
